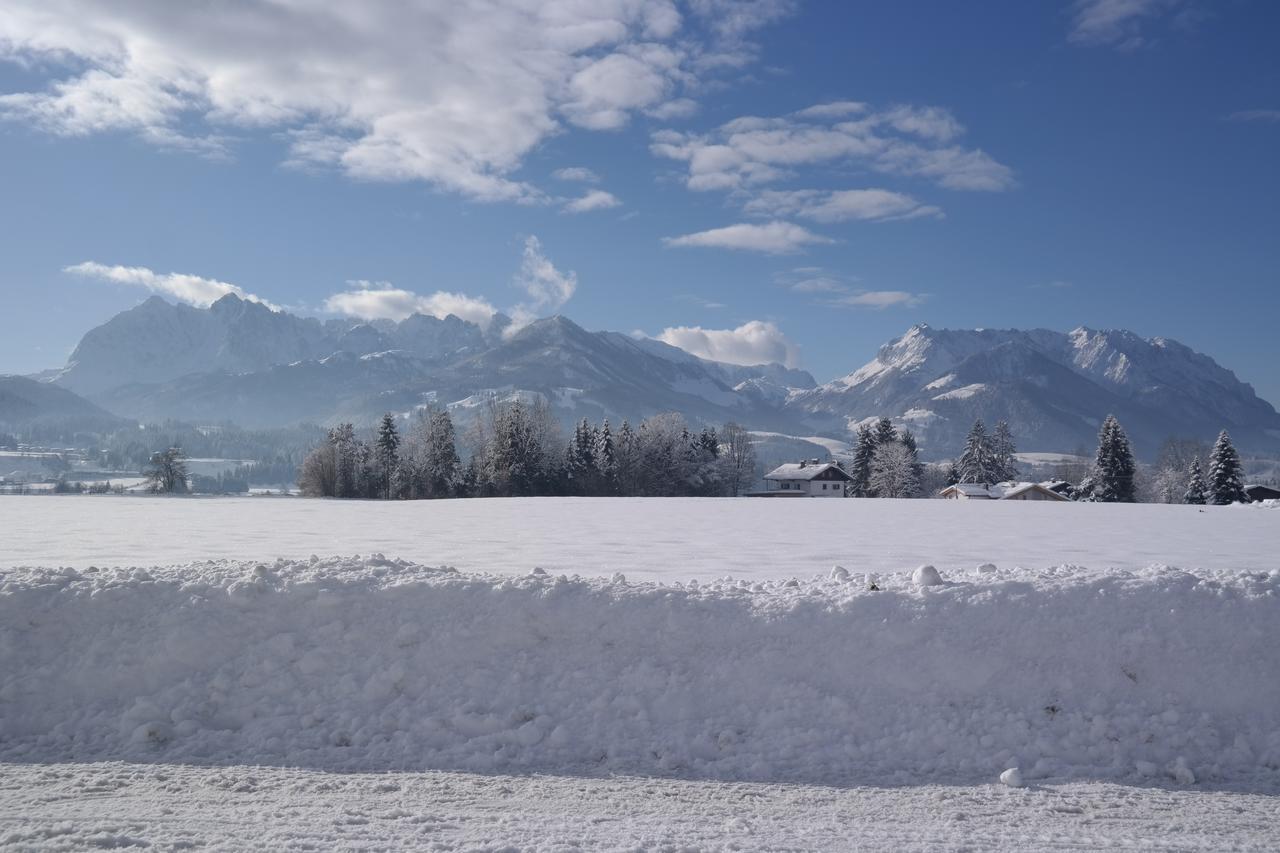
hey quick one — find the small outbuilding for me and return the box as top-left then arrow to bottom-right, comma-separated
1243,484 -> 1280,503
758,460 -> 852,497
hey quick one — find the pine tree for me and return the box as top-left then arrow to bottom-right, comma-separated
992,421 -> 1018,482
956,419 -> 998,485
849,424 -> 875,497
872,416 -> 897,447
423,409 -> 460,498
1184,457 -> 1207,505
1087,415 -> 1136,503
1207,429 -> 1246,505
615,419 -> 637,495
594,419 -> 617,495
375,413 -> 401,499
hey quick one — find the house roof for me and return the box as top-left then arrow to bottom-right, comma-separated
764,462 -> 851,482
941,481 -> 1071,501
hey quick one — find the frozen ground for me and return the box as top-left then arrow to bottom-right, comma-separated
2,499 -> 1277,850
2,495 -> 1276,581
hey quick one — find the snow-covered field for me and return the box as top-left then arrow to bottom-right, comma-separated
2,497 -> 1278,849
3,494 -> 1276,580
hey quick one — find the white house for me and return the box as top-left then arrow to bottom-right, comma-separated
939,481 -> 1070,501
759,460 -> 852,497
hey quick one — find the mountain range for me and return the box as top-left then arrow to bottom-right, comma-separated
10,294 -> 1279,459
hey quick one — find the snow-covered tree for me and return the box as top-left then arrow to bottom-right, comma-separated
1084,414 -> 1136,503
615,419 -> 638,496
869,441 -> 920,499
848,424 -> 875,497
1207,429 -> 1246,505
145,446 -> 188,494
329,423 -> 360,499
1184,457 -> 1207,505
872,416 -> 897,448
375,413 -> 401,499
992,421 -> 1018,482
956,419 -> 1000,485
298,441 -> 337,497
719,421 -> 756,496
594,419 -> 617,495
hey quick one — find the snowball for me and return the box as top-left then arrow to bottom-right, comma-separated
977,563 -> 997,573
912,565 -> 944,586
999,767 -> 1024,788
830,565 -> 849,581
529,567 -> 547,576
1169,757 -> 1195,785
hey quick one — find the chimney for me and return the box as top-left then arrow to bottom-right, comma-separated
799,459 -> 807,468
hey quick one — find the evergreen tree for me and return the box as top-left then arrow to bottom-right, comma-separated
849,424 -> 875,497
956,419 -> 999,485
872,416 -> 897,447
594,419 -> 618,495
1207,429 -> 1246,505
375,413 -> 401,499
1184,457 -> 1207,505
423,409 -> 460,498
1086,415 -> 1136,503
992,420 -> 1018,482
615,419 -> 637,495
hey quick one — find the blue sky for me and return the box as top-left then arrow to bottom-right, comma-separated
1,1 -> 1277,404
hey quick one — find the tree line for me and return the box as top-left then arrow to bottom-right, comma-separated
297,401 -> 759,499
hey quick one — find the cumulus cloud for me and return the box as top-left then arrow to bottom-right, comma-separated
743,188 -> 943,223
664,221 -> 834,254
324,282 -> 497,327
838,290 -> 926,309
64,261 -> 278,310
563,189 -> 622,213
506,236 -> 579,333
0,1 -> 795,201
1068,0 -> 1192,48
651,102 -> 1014,194
657,320 -> 799,367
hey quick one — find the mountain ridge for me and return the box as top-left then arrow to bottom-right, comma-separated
39,300 -> 1280,458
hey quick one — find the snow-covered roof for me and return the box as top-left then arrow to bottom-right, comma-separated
942,481 -> 1071,501
764,462 -> 850,481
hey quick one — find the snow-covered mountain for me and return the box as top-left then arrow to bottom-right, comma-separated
786,324 -> 1280,457
63,298 -> 817,431
45,300 -> 1280,457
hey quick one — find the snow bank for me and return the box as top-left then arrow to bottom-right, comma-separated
3,557 -> 1279,786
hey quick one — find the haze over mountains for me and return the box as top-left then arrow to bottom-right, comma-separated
13,294 -> 1280,459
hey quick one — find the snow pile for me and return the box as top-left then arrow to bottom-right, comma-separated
3,557 -> 1280,786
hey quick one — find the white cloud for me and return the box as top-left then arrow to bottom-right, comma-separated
507,236 -> 578,333
1068,0 -> 1187,48
651,103 -> 1014,194
324,282 -> 497,328
743,188 -> 943,223
645,97 -> 699,120
563,189 -> 622,213
0,1 -> 793,201
552,167 -> 601,183
664,221 -> 834,254
64,261 -> 278,310
838,290 -> 926,309
657,320 -> 799,367
1227,109 -> 1280,123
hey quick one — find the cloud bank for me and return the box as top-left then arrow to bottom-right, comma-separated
323,283 -> 498,328
664,221 -> 834,254
64,261 -> 278,310
658,320 -> 799,368
0,1 -> 794,201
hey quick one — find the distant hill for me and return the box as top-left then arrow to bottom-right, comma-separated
0,375 -> 124,431
46,297 -> 1280,458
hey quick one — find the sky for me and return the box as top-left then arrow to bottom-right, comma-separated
0,0 -> 1277,404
